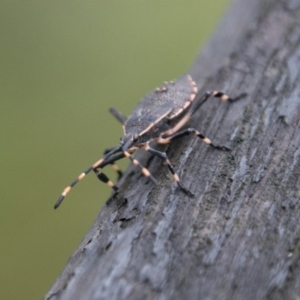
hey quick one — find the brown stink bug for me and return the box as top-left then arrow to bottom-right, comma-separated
54,74 -> 245,209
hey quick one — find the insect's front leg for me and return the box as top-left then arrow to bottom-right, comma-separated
93,167 -> 119,192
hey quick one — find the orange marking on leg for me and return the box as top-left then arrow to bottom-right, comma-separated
133,159 -> 139,166
157,137 -> 171,144
111,164 -> 121,172
142,168 -> 150,177
93,158 -> 104,168
78,173 -> 86,180
221,95 -> 229,101
203,137 -> 211,145
62,186 -> 71,196
173,174 -> 180,182
107,181 -> 114,188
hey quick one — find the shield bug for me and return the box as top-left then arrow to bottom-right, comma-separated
54,74 -> 245,209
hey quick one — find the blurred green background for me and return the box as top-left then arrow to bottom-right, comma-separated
0,1 -> 230,299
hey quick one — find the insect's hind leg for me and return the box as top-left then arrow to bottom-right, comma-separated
193,90 -> 247,113
143,143 -> 194,197
159,91 -> 247,150
163,91 -> 246,138
209,91 -> 246,103
159,128 -> 231,151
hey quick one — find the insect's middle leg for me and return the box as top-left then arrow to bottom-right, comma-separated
159,128 -> 231,151
123,150 -> 158,185
143,143 -> 194,197
93,167 -> 119,193
93,152 -> 126,194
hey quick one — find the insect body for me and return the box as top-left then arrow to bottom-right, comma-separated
55,74 -> 245,209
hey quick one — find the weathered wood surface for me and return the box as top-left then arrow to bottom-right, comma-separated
46,0 -> 300,299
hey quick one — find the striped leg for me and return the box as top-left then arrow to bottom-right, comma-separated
158,128 -> 231,150
93,167 -> 119,192
123,150 -> 158,185
209,91 -> 246,103
54,152 -> 125,209
191,90 -> 247,116
143,143 -> 194,197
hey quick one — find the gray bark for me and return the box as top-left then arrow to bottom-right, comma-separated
45,0 -> 300,299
